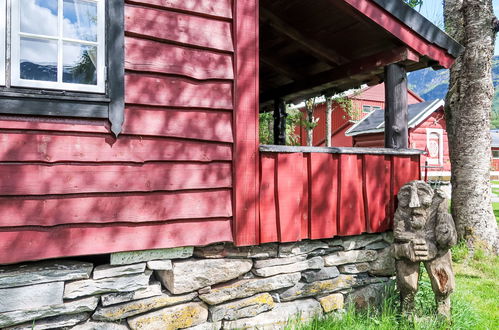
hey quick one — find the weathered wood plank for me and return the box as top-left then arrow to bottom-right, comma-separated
125,5 -> 233,52
259,154 -> 278,243
122,107 -> 233,142
0,190 -> 232,227
364,155 -> 391,232
233,0 -> 260,246
0,132 -> 232,162
301,153 -> 310,240
309,153 -> 337,239
384,64 -> 408,148
0,163 -> 231,195
0,116 -> 109,134
125,74 -> 233,109
126,0 -> 233,19
259,145 -> 424,155
338,154 -> 366,236
125,37 -> 234,80
276,153 -> 303,242
0,219 -> 233,264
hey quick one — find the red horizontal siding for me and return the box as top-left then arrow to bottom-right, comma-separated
127,0 -> 233,19
0,219 -> 233,265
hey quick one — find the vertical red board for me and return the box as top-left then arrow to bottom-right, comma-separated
276,153 -> 303,242
364,155 -> 391,232
310,153 -> 338,239
301,153 -> 311,239
391,155 -> 421,223
259,153 -> 279,243
338,154 -> 366,235
233,0 -> 260,245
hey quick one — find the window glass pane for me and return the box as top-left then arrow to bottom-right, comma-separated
21,0 -> 58,37
20,37 -> 58,82
63,0 -> 97,42
63,42 -> 97,85
362,105 -> 371,113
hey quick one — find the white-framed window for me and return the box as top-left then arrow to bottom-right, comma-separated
492,150 -> 499,159
0,0 -> 5,86
5,0 -> 105,93
426,128 -> 444,165
372,106 -> 381,111
362,105 -> 372,113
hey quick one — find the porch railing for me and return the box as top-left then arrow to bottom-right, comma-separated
258,145 -> 422,243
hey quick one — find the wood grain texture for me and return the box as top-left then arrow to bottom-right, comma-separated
0,190 -> 232,227
0,219 -> 233,264
0,116 -> 109,134
125,37 -> 234,80
122,107 -> 233,142
363,155 -> 391,232
0,163 -> 231,195
301,153 -> 310,240
309,153 -> 337,239
259,153 -> 278,243
233,0 -> 260,246
125,73 -> 233,109
0,132 -> 232,162
338,154 -> 366,236
125,5 -> 233,52
126,0 -> 233,19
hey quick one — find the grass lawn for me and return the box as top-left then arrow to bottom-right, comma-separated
291,212 -> 499,329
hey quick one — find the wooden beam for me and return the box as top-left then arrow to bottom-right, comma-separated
273,99 -> 287,145
261,55 -> 306,82
260,47 -> 419,103
384,64 -> 408,148
260,7 -> 347,66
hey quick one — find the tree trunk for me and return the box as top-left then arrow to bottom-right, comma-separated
444,0 -> 499,253
325,96 -> 332,147
306,99 -> 314,146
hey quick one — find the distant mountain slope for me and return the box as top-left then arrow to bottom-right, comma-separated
408,55 -> 499,104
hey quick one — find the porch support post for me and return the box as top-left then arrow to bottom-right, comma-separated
384,63 -> 408,149
273,98 -> 287,145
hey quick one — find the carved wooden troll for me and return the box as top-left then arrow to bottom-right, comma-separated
392,180 -> 457,318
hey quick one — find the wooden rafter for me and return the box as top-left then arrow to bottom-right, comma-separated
261,55 -> 306,82
260,7 -> 348,67
261,47 -> 420,103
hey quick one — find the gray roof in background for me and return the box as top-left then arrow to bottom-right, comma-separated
492,131 -> 499,147
348,100 -> 440,136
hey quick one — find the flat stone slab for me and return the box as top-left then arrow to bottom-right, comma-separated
72,321 -> 129,330
93,291 -> 197,321
0,261 -> 93,289
252,256 -> 323,277
146,260 -> 172,271
0,282 -> 64,313
64,271 -> 151,299
301,266 -> 340,283
336,234 -> 384,251
194,243 -> 278,259
210,293 -> 275,321
319,293 -> 344,312
185,321 -> 222,330
157,259 -> 253,294
5,312 -> 90,330
127,302 -> 208,330
338,263 -> 370,274
101,282 -> 163,306
199,272 -> 301,305
93,263 -> 146,280
345,282 -> 389,309
110,247 -> 193,265
278,241 -> 328,257
253,255 -> 306,269
0,296 -> 99,328
323,250 -> 377,266
223,299 -> 323,329
369,247 -> 395,276
279,275 -> 356,301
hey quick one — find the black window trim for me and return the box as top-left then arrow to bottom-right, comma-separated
0,0 -> 125,135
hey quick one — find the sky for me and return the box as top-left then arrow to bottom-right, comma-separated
418,0 -> 499,55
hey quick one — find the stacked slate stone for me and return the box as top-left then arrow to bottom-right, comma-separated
0,234 -> 395,329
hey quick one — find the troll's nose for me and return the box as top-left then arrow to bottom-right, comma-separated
409,186 -> 420,208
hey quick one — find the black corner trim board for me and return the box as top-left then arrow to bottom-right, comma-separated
0,0 -> 125,136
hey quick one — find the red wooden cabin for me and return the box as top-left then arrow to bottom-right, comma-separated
0,0 -> 462,264
492,130 -> 499,171
346,99 -> 451,175
295,83 -> 424,147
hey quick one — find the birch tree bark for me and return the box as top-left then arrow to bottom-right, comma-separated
444,0 -> 499,253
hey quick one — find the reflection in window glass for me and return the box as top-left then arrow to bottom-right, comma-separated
63,0 -> 97,42
63,43 -> 97,85
493,150 -> 499,159
362,105 -> 372,113
20,37 -> 58,82
21,0 -> 58,36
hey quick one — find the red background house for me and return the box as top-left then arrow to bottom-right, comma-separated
296,83 -> 423,147
346,99 -> 451,174
0,0 -> 461,265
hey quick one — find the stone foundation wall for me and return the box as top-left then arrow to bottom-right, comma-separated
0,233 -> 395,329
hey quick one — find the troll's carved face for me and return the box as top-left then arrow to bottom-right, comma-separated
397,181 -> 434,230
